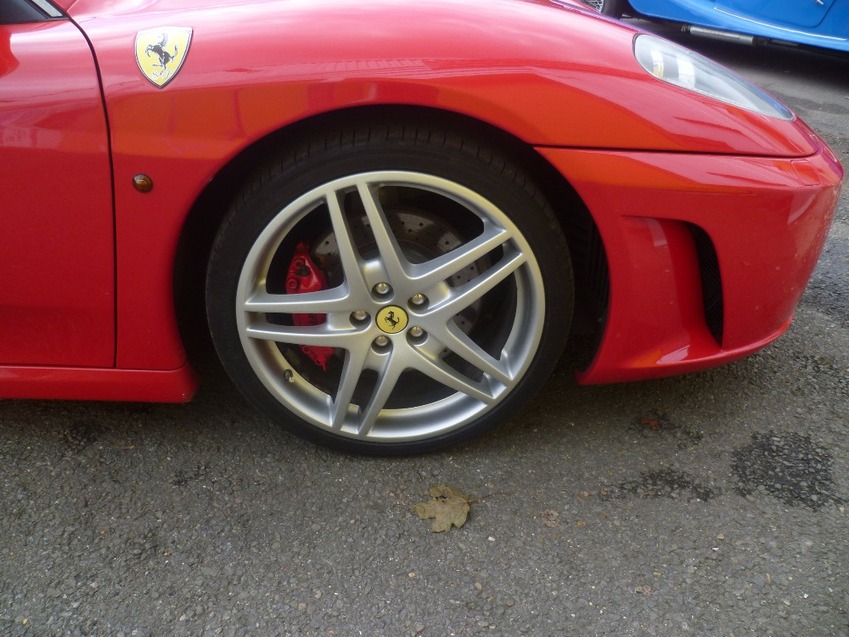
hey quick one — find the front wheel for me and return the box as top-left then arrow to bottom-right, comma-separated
586,0 -> 629,18
206,124 -> 574,454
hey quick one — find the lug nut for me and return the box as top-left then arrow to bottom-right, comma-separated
410,293 -> 427,306
352,310 -> 369,322
374,335 -> 390,348
409,326 -> 424,339
373,282 -> 392,296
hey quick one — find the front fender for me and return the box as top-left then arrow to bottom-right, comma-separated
68,0 -> 820,370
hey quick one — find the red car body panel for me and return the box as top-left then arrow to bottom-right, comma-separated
0,21 -> 114,367
541,144 -> 842,382
65,0 -> 819,156
0,0 -> 842,403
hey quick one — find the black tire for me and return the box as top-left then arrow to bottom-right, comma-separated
597,0 -> 629,18
206,122 -> 574,454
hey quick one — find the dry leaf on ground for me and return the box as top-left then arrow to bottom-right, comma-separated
541,509 -> 559,527
413,485 -> 471,533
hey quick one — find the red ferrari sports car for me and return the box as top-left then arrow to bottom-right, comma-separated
1,0 -> 842,454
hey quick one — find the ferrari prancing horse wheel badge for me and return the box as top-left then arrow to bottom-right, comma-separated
376,306 -> 409,335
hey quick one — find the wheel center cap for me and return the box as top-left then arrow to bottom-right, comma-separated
376,306 -> 408,334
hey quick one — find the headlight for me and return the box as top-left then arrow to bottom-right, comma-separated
634,34 -> 794,120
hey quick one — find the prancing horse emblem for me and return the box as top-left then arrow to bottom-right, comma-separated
376,306 -> 408,335
135,27 -> 193,88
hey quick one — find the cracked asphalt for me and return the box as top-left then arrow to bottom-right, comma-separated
1,24 -> 847,637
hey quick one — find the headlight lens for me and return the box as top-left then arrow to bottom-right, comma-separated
634,34 -> 794,120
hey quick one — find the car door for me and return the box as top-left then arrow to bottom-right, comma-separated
0,0 -> 114,367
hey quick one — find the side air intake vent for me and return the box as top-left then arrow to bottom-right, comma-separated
688,224 -> 723,346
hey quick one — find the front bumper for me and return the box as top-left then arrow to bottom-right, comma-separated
539,143 -> 843,383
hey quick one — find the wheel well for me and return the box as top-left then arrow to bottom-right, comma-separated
173,105 -> 609,360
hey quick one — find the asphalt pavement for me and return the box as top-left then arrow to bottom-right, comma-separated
1,22 -> 847,637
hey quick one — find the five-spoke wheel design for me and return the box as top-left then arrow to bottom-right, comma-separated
207,126 -> 573,453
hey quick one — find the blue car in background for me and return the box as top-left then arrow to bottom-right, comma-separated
587,0 -> 849,53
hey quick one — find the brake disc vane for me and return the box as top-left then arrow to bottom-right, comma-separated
286,242 -> 334,370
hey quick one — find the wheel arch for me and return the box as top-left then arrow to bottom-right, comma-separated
172,104 -> 609,362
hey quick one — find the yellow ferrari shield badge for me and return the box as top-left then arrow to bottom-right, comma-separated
135,27 -> 193,88
376,306 -> 409,335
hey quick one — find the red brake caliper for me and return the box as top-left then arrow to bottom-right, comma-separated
286,242 -> 334,371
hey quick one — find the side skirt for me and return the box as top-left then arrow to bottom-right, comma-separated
0,364 -> 198,403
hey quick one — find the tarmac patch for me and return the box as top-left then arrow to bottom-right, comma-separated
732,430 -> 845,510
604,467 -> 718,503
61,422 -> 102,452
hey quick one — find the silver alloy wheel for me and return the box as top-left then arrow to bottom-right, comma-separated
235,171 -> 546,443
